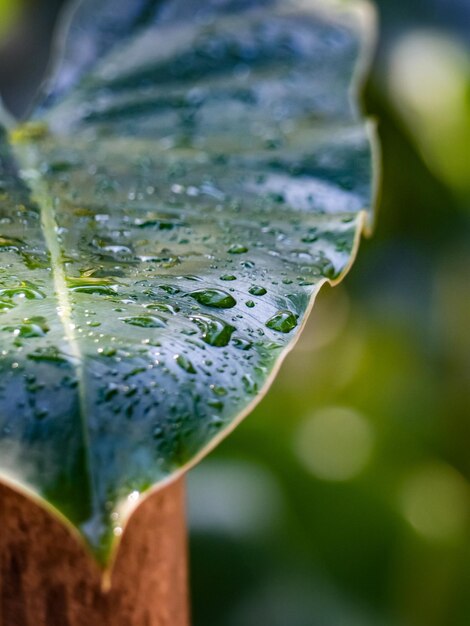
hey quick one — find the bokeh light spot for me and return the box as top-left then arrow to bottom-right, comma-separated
400,462 -> 469,542
0,0 -> 22,41
294,406 -> 374,481
389,30 -> 470,193
188,460 -> 283,537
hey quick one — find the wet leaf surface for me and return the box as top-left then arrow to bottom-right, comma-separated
0,0 -> 373,561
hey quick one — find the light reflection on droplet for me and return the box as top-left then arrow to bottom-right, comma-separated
128,490 -> 140,504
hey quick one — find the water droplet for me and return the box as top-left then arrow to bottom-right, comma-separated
27,347 -> 68,364
233,338 -> 253,351
245,300 -> 255,308
175,354 -> 196,374
3,316 -> 49,338
135,218 -> 185,230
0,236 -> 23,251
0,286 -> 45,300
73,284 -> 117,295
335,239 -> 350,252
301,230 -> 318,244
123,315 -> 166,328
242,374 -> 258,395
46,160 -> 75,174
208,399 -> 224,411
228,244 -> 248,254
153,426 -> 164,440
189,289 -> 236,309
159,284 -> 181,295
220,274 -> 237,281
0,300 -> 15,312
68,277 -> 118,295
210,385 -> 227,396
190,314 -> 235,347
249,286 -> 267,296
22,253 -> 49,270
145,302 -> 179,315
138,254 -> 180,267
98,347 -> 117,357
100,244 -> 133,257
266,310 -> 298,333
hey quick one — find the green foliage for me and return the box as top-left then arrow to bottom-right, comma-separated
0,0 -> 372,562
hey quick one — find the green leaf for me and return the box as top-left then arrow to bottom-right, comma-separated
0,0 -> 374,563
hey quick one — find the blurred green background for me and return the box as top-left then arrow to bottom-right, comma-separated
1,1 -> 469,625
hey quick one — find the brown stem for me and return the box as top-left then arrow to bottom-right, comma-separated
0,478 -> 189,626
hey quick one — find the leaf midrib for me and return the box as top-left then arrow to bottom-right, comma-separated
13,146 -> 96,518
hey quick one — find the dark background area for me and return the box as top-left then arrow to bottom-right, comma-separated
1,1 -> 469,624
